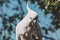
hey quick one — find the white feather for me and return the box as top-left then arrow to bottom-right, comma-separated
16,2 -> 38,40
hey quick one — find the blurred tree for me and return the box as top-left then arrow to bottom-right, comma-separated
0,0 -> 60,40
0,0 -> 24,40
25,0 -> 60,29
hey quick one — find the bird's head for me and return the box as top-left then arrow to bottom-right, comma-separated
27,1 -> 38,20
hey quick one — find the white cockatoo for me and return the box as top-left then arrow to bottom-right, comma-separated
16,1 -> 42,40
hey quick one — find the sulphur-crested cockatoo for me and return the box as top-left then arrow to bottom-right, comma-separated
16,2 -> 38,40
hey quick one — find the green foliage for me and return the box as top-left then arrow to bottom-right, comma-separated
25,0 -> 60,29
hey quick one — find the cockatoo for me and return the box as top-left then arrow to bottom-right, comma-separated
16,1 -> 42,40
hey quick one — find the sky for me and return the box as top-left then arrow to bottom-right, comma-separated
0,0 -> 60,40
